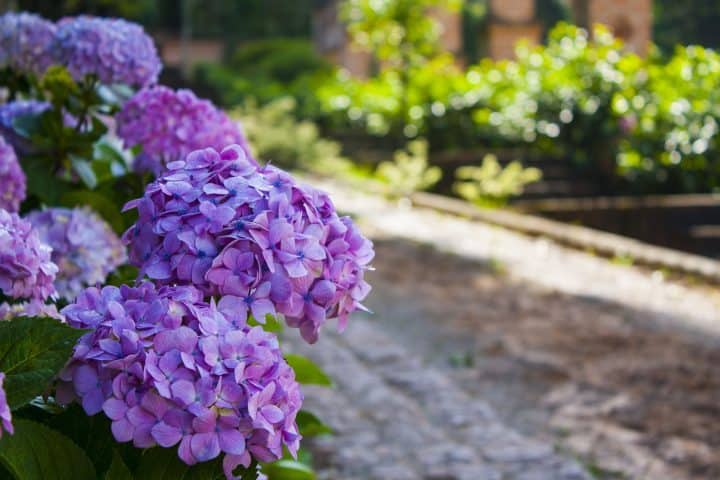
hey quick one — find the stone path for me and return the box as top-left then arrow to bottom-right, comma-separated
286,319 -> 590,480
284,180 -> 720,480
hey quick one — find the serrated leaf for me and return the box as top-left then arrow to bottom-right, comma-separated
296,410 -> 332,437
262,460 -> 315,480
0,317 -> 86,410
0,419 -> 96,480
284,354 -> 332,386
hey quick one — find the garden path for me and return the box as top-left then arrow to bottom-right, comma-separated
284,181 -> 720,480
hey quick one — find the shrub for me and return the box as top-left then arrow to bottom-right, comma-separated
453,155 -> 542,207
231,97 -> 354,175
376,139 -> 441,197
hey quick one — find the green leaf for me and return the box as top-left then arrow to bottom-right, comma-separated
0,317 -> 85,410
70,154 -> 97,189
60,190 -> 125,234
296,410 -> 332,437
105,451 -> 133,480
284,354 -> 332,386
21,155 -> 72,205
136,448 -> 225,480
10,114 -> 42,139
247,314 -> 284,333
262,460 -> 316,480
0,419 -> 96,480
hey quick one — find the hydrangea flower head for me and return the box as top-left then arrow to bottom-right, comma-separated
0,373 -> 12,438
0,136 -> 25,212
26,207 -> 126,301
116,86 -> 252,175
55,16 -> 161,87
0,208 -> 57,301
0,12 -> 56,76
59,282 -> 301,473
123,145 -> 374,343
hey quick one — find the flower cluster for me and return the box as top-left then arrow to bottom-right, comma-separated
116,86 -> 252,175
0,299 -> 63,321
123,145 -> 374,343
0,208 -> 57,301
54,15 -> 161,87
0,136 -> 25,212
58,282 -> 302,471
0,12 -> 56,76
26,207 -> 126,301
0,373 -> 12,438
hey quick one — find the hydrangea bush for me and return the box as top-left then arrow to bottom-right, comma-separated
0,10 -> 372,480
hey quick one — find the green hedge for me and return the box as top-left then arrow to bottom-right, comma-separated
317,23 -> 720,194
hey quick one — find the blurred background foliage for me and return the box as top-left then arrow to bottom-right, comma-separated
15,0 -> 720,198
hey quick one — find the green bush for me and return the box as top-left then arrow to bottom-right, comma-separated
194,38 -> 331,113
376,139 -> 442,197
453,155 -> 542,207
231,97 -> 354,175
318,21 -> 720,194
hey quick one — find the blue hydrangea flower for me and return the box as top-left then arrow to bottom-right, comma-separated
0,12 -> 56,76
55,15 -> 161,87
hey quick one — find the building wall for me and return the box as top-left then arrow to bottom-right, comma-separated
587,0 -> 652,54
486,0 -> 542,59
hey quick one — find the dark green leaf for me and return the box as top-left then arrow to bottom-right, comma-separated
11,114 -> 42,139
60,190 -> 126,234
284,354 -> 332,386
105,450 -> 133,480
296,410 -> 332,437
262,460 -> 315,480
0,419 -> 96,480
136,447 -> 225,480
0,317 -> 86,410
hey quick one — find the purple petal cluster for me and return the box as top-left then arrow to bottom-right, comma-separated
116,86 -> 252,175
0,372 -> 12,438
55,15 -> 161,87
0,136 -> 25,212
0,208 -> 57,301
26,207 -> 126,301
0,100 -> 51,154
123,145 -> 374,343
0,12 -> 56,76
0,299 -> 63,321
58,282 -> 302,471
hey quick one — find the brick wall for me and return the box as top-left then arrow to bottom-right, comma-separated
577,0 -> 653,55
490,0 -> 536,23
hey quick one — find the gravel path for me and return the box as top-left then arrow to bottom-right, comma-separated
285,180 -> 720,480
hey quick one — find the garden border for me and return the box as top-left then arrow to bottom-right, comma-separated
409,191 -> 720,282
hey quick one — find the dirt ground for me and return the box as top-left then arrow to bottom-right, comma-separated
366,237 -> 720,480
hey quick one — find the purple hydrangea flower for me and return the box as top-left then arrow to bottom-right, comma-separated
58,282 -> 302,471
0,372 -> 12,438
26,207 -> 126,301
0,208 -> 57,301
0,299 -> 63,321
116,86 -> 253,175
0,136 -> 25,212
54,16 -> 161,87
0,12 -> 56,76
123,145 -> 374,343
